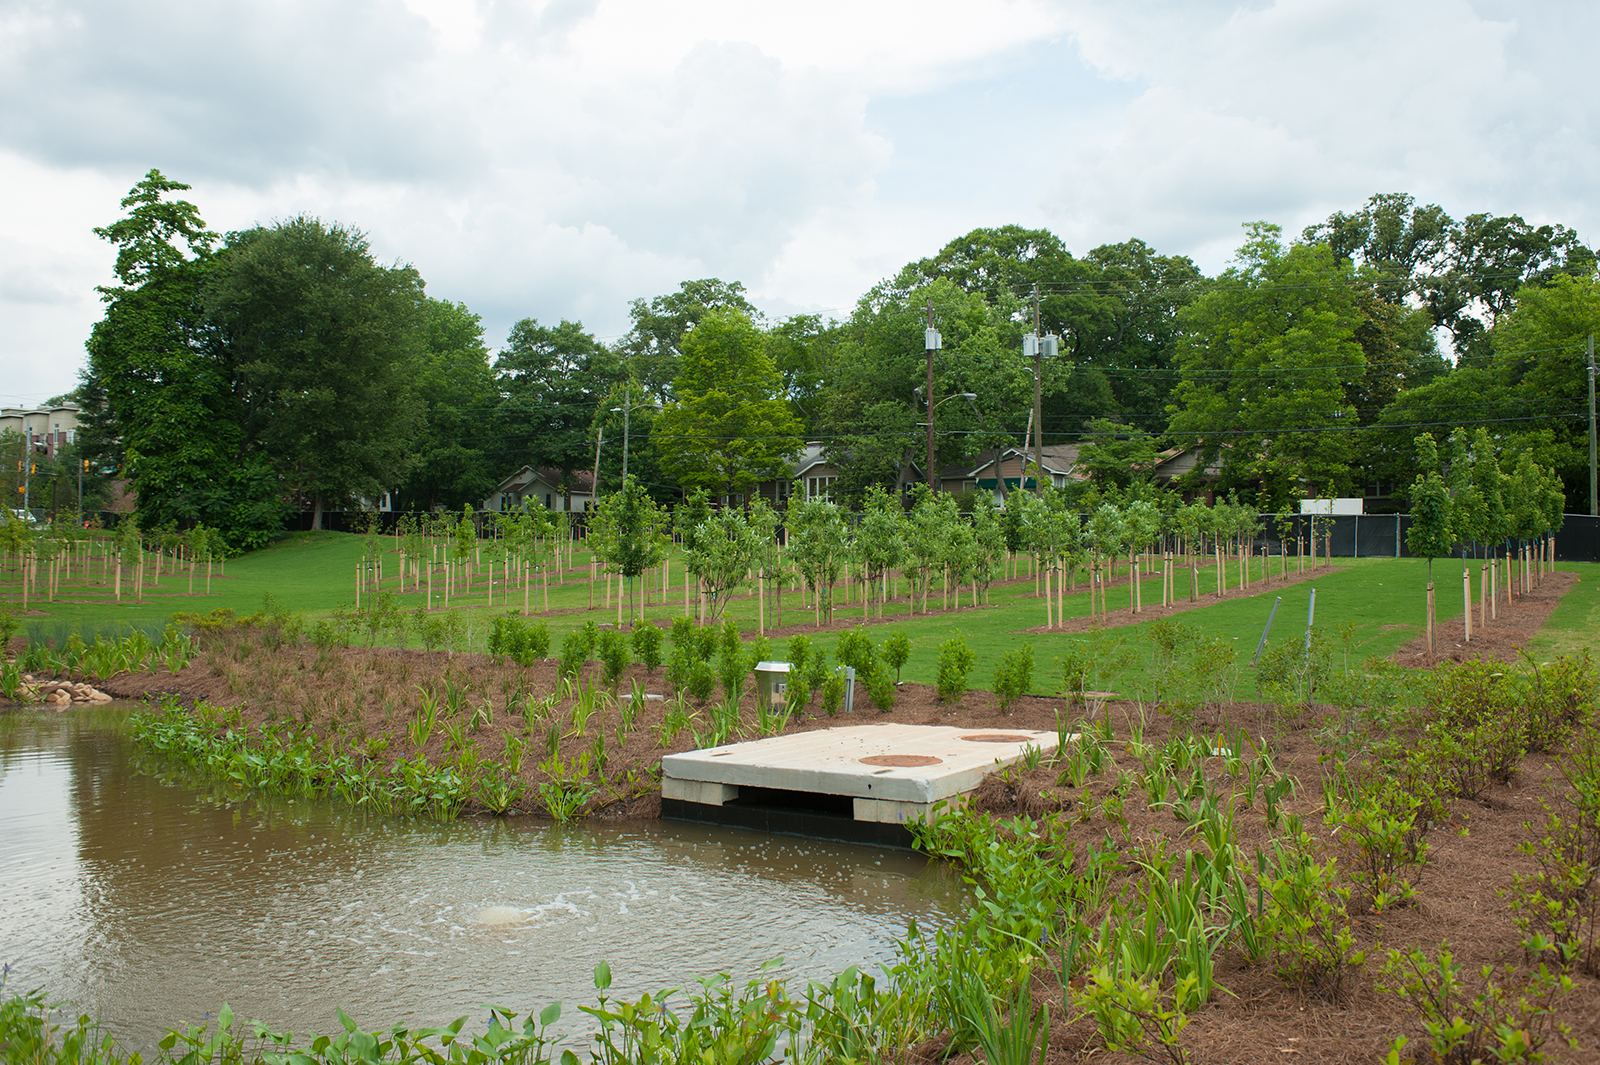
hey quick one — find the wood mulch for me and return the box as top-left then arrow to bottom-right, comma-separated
1391,569 -> 1578,668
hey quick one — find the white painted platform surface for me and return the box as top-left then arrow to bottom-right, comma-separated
662,723 -> 1059,825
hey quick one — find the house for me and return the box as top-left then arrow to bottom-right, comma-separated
1148,447 -> 1223,500
483,466 -> 595,513
1,404 -> 81,458
946,444 -> 1086,502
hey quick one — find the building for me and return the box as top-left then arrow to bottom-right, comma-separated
483,466 -> 595,513
1,404 -> 81,458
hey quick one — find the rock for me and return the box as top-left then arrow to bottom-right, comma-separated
48,689 -> 72,706
88,689 -> 112,703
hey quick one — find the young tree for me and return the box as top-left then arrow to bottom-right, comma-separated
747,496 -> 788,630
685,506 -> 756,625
1405,434 -> 1456,653
588,475 -> 669,625
787,497 -> 849,627
853,485 -> 906,619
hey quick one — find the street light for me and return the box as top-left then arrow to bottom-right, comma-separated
609,388 -> 661,486
915,389 -> 978,492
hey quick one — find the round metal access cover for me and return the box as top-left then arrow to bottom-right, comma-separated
859,754 -> 943,767
960,733 -> 1034,743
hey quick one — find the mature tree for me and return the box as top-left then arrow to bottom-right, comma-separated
206,216 -> 426,529
618,278 -> 760,400
764,314 -> 841,435
913,226 -> 1204,435
393,299 -> 498,512
1167,224 -> 1366,509
1074,418 -> 1161,489
81,170 -> 284,547
1305,193 -> 1595,362
820,273 -> 1028,499
652,308 -> 803,498
495,317 -> 620,496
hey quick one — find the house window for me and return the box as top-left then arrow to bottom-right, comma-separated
546,493 -> 553,509
806,476 -> 835,500
777,480 -> 790,500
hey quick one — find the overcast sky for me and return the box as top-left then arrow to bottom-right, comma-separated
4,0 -> 1596,406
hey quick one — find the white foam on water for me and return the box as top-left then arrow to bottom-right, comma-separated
475,906 -> 527,926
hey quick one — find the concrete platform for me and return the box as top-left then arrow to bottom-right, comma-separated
661,723 -> 1059,846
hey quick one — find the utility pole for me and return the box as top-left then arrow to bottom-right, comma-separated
925,300 -> 940,492
1031,284 -> 1043,495
592,426 -> 605,506
620,387 -> 631,486
1589,333 -> 1596,516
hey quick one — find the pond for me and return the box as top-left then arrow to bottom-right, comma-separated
0,708 -> 964,1051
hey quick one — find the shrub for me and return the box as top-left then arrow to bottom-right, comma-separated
666,617 -> 697,690
558,629 -> 589,679
881,631 -> 911,682
597,629 -> 631,688
787,634 -> 813,677
1378,943 -> 1576,1064
1259,830 -> 1364,998
867,670 -> 895,713
821,669 -> 846,715
804,645 -> 829,697
520,620 -> 551,663
992,645 -> 1034,714
936,634 -> 975,704
1325,774 -> 1430,913
631,622 -> 663,673
687,659 -> 717,704
836,626 -> 877,680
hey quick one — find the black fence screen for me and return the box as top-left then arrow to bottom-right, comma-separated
1251,513 -> 1599,562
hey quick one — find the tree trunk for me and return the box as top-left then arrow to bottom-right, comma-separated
312,491 -> 324,531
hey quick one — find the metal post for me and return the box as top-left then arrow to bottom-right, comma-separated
925,301 -> 939,492
621,388 -> 630,486
1031,284 -> 1043,495
1304,587 -> 1316,652
1250,596 -> 1281,667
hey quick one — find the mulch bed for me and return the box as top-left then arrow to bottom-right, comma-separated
1391,569 -> 1578,667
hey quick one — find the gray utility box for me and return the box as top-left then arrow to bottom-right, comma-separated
754,661 -> 790,710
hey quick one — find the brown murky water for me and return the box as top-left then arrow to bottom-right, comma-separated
0,708 -> 963,1050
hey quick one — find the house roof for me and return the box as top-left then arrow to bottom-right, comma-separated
491,465 -> 595,495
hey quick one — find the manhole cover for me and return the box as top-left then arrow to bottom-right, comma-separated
961,733 -> 1033,743
859,754 -> 943,767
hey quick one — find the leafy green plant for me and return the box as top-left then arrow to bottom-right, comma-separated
558,629 -> 590,679
1325,772 -> 1431,913
631,622 -> 663,673
1258,829 -> 1365,998
1378,944 -> 1576,1064
881,630 -> 911,682
820,670 -> 846,716
597,628 -> 631,689
936,633 -> 975,704
992,645 -> 1034,714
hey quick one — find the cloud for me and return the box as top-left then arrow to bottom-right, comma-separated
3,0 -> 1599,407
1043,0 -> 1600,269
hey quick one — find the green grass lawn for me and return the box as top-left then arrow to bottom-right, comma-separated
8,532 -> 1593,700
